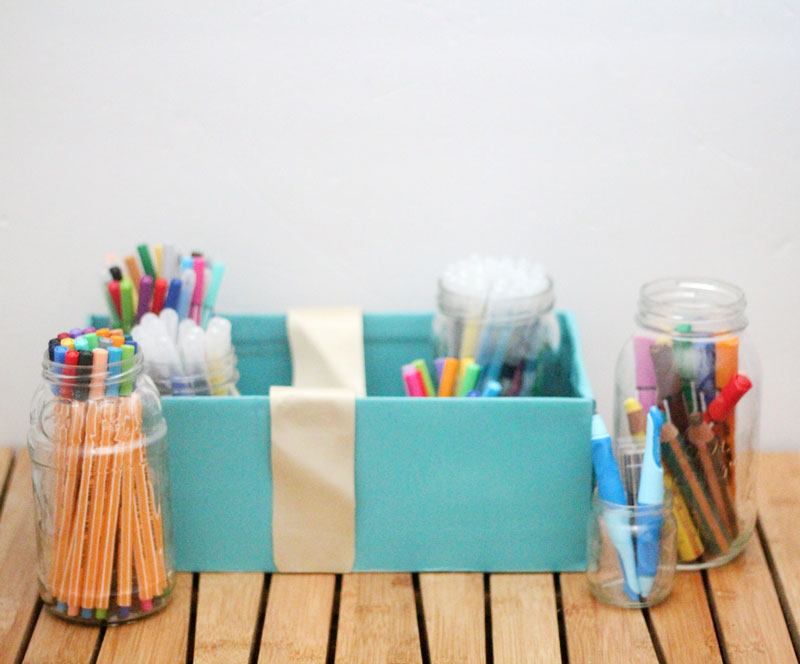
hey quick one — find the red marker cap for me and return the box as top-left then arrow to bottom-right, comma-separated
704,373 -> 752,424
151,277 -> 168,315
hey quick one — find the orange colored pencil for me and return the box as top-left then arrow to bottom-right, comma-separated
52,401 -> 86,604
49,401 -> 72,593
95,400 -> 122,615
116,397 -> 135,612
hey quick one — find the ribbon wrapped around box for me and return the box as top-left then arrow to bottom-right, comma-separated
92,310 -> 594,572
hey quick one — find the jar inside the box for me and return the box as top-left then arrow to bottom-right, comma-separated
614,278 -> 760,569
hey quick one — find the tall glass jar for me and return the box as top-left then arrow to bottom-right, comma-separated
28,347 -> 175,623
614,278 -> 760,569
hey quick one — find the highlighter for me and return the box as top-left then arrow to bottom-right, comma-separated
412,359 -> 435,397
591,415 -> 640,600
632,336 -> 657,411
636,407 -> 664,598
624,397 -> 647,445
650,340 -> 689,434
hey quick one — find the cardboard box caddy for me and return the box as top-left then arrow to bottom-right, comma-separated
91,311 -> 594,572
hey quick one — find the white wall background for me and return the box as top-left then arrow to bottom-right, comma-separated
1,2 -> 798,449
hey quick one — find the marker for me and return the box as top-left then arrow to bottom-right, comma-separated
177,269 -> 195,321
69,328 -> 83,338
636,407 -> 664,598
74,350 -> 94,401
109,266 -> 123,281
650,340 -> 689,434
57,333 -> 71,340
74,337 -> 90,352
624,398 -> 647,445
434,358 -> 446,384
201,262 -> 225,328
151,278 -> 168,315
60,350 -> 79,398
664,471 -> 705,563
119,344 -> 135,396
190,257 -> 206,324
83,327 -> 96,334
481,380 -> 502,397
162,244 -> 176,281
413,360 -> 435,397
124,255 -> 142,290
136,275 -> 154,323
106,346 -> 122,397
96,328 -> 110,338
591,414 -> 640,599
402,364 -> 426,397
84,333 -> 99,351
89,348 -> 108,399
107,281 -> 122,320
120,279 -> 135,333
457,362 -> 481,397
633,336 -> 657,411
52,345 -> 68,395
437,358 -> 458,397
154,244 -> 163,278
163,278 -> 182,311
137,243 -> 156,279
61,337 -> 75,351
704,374 -> 752,425
674,324 -> 696,411
48,338 -> 61,361
695,342 -> 716,411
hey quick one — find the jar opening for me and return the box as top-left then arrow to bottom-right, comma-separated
636,278 -> 747,336
437,275 -> 555,322
41,350 -> 144,388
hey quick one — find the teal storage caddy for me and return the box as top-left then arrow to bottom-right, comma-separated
91,311 -> 594,572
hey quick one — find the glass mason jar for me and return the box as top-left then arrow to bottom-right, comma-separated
28,347 -> 175,624
433,273 -> 559,397
587,489 -> 677,608
614,278 -> 760,569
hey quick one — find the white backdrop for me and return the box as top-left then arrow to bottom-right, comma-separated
1,2 -> 798,449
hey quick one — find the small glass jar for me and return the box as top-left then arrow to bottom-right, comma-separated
28,350 -> 175,624
433,270 -> 559,397
614,278 -> 760,569
587,489 -> 677,608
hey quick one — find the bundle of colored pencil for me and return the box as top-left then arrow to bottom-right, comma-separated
46,327 -> 170,621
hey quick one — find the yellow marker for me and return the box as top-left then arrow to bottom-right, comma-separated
665,471 -> 705,563
623,397 -> 647,445
60,338 -> 75,351
154,245 -> 163,279
460,321 -> 480,360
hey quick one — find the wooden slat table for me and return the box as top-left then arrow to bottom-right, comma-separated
1,448 -> 798,663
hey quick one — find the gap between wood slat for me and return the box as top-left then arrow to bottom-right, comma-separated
325,575 -> 342,664
186,573 -> 199,664
248,574 -> 270,664
411,574 -> 431,664
483,574 -> 494,664
701,570 -> 731,664
0,448 -> 15,518
554,574 -> 570,664
641,609 -> 667,664
757,519 -> 800,660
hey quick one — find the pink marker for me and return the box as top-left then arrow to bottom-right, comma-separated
190,257 -> 205,324
402,364 -> 426,397
633,336 -> 657,411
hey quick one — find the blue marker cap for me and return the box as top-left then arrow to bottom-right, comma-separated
591,415 -> 627,505
53,344 -> 68,364
164,277 -> 182,311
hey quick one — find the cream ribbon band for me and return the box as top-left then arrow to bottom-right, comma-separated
270,307 -> 364,572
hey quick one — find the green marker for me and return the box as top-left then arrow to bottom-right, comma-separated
674,324 -> 695,410
84,332 -> 99,351
413,359 -> 435,397
458,362 -> 481,397
137,243 -> 156,279
119,344 -> 135,396
120,279 -> 135,333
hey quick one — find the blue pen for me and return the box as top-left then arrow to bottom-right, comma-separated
636,406 -> 665,598
591,414 -> 640,600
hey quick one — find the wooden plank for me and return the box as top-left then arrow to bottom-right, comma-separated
194,572 -> 263,664
648,571 -> 722,664
758,452 -> 800,644
0,447 -> 13,493
259,574 -> 335,664
96,572 -> 193,664
560,572 -> 658,664
334,573 -> 422,664
22,610 -> 100,664
706,536 -> 797,663
419,573 -> 485,664
490,574 -> 560,664
0,450 -> 41,664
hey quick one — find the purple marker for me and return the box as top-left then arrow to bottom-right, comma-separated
136,275 -> 154,322
434,357 -> 447,384
633,336 -> 657,411
82,326 -> 96,334
467,389 -> 481,397
69,327 -> 83,338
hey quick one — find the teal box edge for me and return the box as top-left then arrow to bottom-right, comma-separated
91,311 -> 594,572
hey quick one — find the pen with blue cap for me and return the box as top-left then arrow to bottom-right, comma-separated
636,406 -> 665,598
591,414 -> 640,600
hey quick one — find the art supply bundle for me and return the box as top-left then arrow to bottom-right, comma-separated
614,278 -> 760,568
433,256 -> 559,397
28,328 -> 173,624
131,313 -> 240,396
400,357 -> 502,397
587,411 -> 677,608
101,243 -> 225,334
101,243 -> 239,396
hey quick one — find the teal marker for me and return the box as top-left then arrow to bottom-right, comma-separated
201,262 -> 226,328
412,359 -> 435,397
